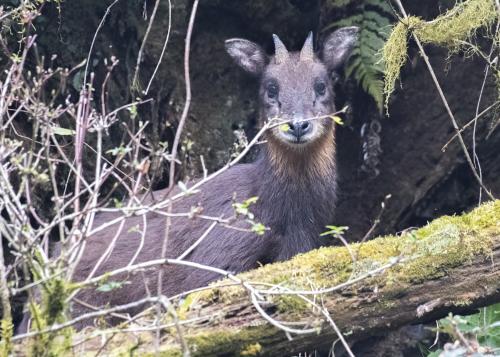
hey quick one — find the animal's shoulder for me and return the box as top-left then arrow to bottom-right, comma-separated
182,163 -> 259,214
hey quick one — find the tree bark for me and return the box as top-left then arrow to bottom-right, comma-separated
60,200 -> 500,356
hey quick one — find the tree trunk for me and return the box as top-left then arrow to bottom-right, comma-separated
56,200 -> 500,356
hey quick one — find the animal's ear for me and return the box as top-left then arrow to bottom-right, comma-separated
321,26 -> 359,71
225,38 -> 268,75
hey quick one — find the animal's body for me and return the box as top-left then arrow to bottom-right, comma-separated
75,150 -> 336,307
39,27 -> 358,327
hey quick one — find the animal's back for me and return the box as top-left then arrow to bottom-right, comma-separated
71,163 -> 264,319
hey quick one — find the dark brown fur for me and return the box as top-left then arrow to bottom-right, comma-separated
22,28 -> 358,329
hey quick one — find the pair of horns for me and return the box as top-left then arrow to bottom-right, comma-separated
272,31 -> 314,64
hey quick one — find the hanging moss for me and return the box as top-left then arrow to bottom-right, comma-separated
382,0 -> 498,111
382,17 -> 420,111
415,0 -> 497,48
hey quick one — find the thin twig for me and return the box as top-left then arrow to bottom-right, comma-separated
393,0 -> 495,201
441,102 -> 498,151
144,0 -> 172,95
83,0 -> 120,89
156,1 -> 200,353
131,0 -> 161,91
12,297 -> 162,341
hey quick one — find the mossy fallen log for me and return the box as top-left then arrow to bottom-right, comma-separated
21,200 -> 500,356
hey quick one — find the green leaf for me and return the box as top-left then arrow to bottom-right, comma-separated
330,116 -> 344,125
113,198 -> 123,208
242,196 -> 259,207
233,203 -> 249,216
106,146 -> 132,156
53,127 -> 75,136
435,304 -> 500,353
328,0 -> 355,9
279,124 -> 290,132
127,224 -> 141,234
127,104 -> 138,120
96,280 -> 130,292
178,181 -> 188,192
251,223 -> 267,236
320,225 -> 349,238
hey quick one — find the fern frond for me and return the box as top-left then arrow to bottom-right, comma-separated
329,0 -> 357,9
326,0 -> 394,113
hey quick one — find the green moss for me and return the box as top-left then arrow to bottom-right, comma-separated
240,342 -> 262,356
193,201 -> 499,307
0,319 -> 13,357
115,339 -> 143,357
42,278 -> 68,325
274,295 -> 308,314
377,299 -> 397,310
387,201 -> 498,285
382,17 -> 419,111
415,0 -> 497,48
383,0 -> 498,110
153,326 -> 270,357
453,297 -> 474,306
28,277 -> 75,357
14,201 -> 500,356
176,293 -> 196,320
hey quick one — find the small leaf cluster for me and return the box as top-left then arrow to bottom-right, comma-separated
427,305 -> 500,356
232,197 -> 268,236
97,280 -> 131,293
320,225 -> 349,240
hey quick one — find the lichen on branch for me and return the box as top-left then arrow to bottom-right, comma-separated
382,0 -> 498,110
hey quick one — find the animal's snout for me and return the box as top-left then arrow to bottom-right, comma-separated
288,120 -> 311,139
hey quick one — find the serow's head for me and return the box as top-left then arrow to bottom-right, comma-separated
225,27 -> 358,148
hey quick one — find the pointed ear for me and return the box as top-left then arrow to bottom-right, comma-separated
321,26 -> 359,71
225,38 -> 267,75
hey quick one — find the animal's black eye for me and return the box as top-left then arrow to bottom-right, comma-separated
267,83 -> 279,99
314,82 -> 326,96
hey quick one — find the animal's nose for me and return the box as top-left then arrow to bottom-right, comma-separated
288,120 -> 311,139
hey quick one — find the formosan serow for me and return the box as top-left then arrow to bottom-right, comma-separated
21,27 -> 358,329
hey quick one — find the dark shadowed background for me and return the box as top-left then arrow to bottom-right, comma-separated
18,0 -> 500,244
